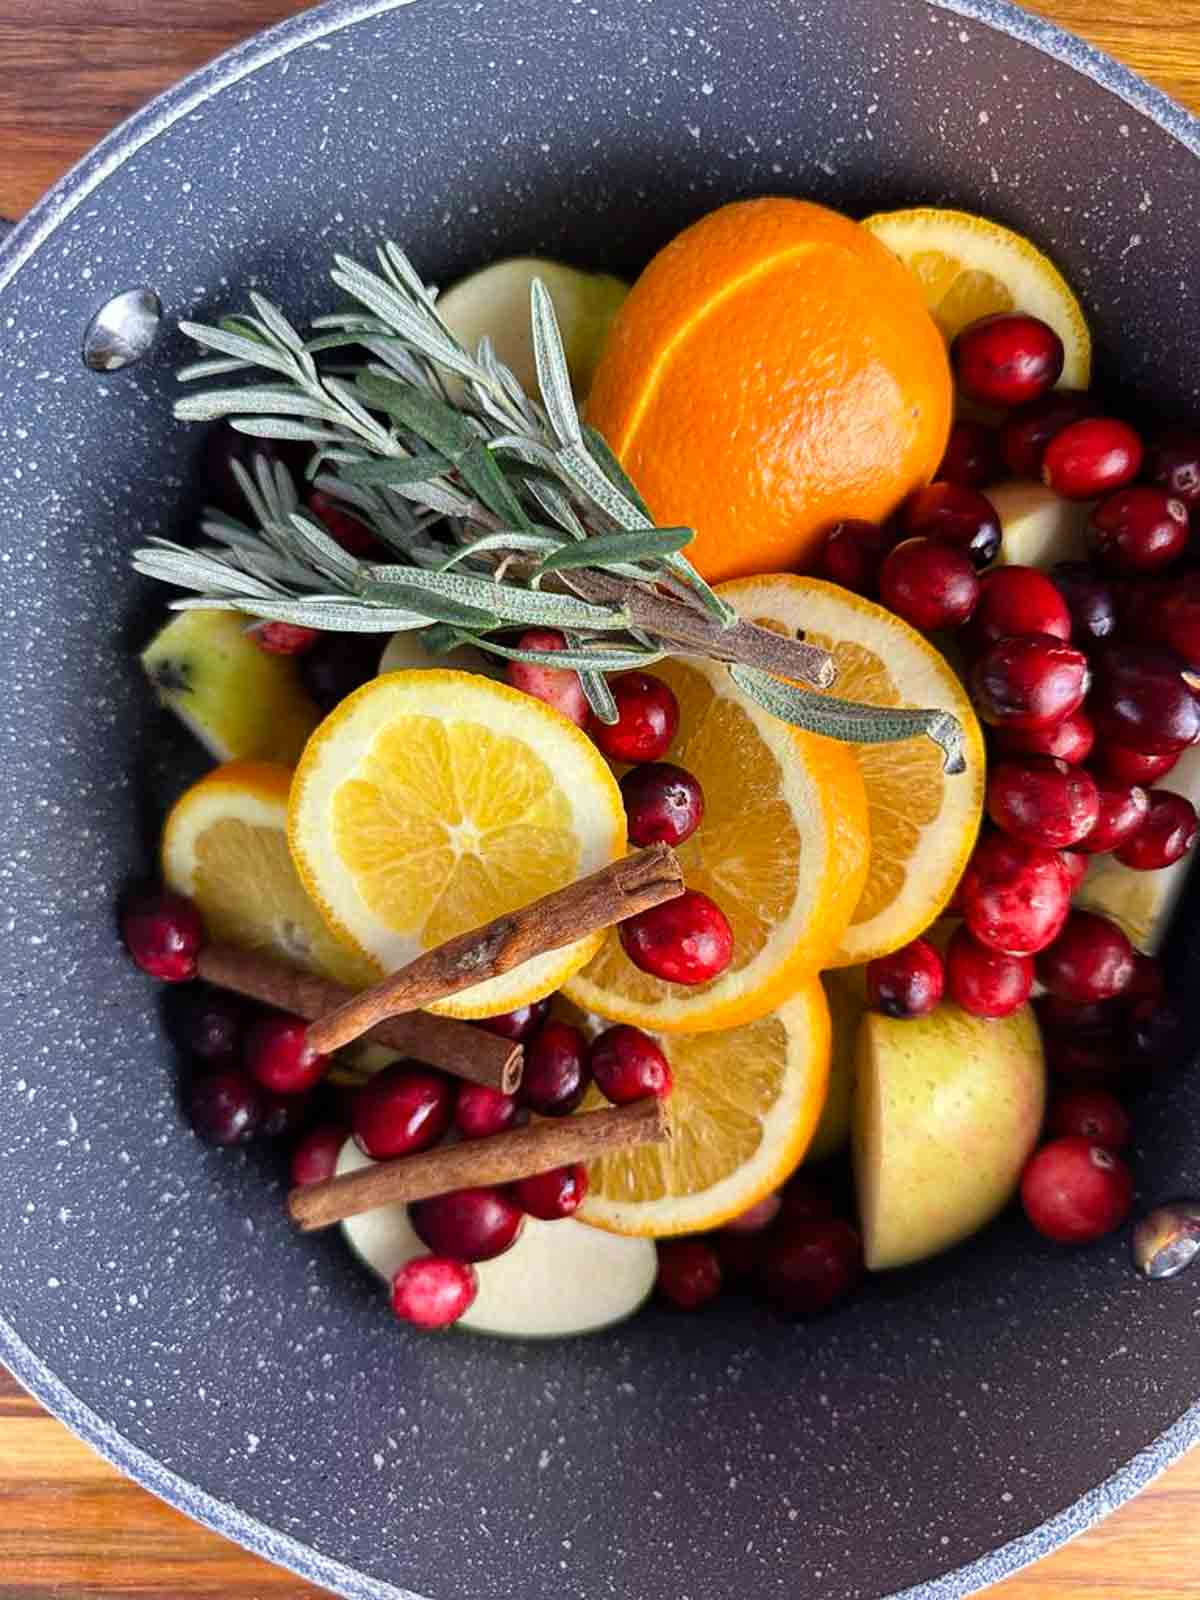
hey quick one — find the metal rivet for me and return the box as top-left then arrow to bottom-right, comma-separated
82,287 -> 162,371
1131,1201 -> 1200,1280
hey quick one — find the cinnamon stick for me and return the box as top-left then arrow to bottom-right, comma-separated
195,944 -> 521,1093
305,843 -> 683,1056
288,1097 -> 669,1232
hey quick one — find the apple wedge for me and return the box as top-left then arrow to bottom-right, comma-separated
809,967 -> 866,1162
989,480 -> 1092,568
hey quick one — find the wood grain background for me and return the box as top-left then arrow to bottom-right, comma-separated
2,1 -> 1200,1596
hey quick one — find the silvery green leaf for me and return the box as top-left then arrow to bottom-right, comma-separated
332,258 -> 479,382
387,478 -> 496,523
380,242 -> 444,316
534,526 -> 692,575
177,355 -> 257,383
288,513 -> 363,582
420,622 -> 470,655
465,634 -> 666,672
437,530 -> 564,569
530,279 -> 582,448
132,544 -> 282,599
247,292 -> 308,356
360,564 -> 628,631
174,595 -> 427,631
229,418 -> 347,445
355,582 -> 499,630
582,425 -> 653,519
309,472 -> 386,518
321,376 -> 395,446
178,321 -> 298,378
230,458 -> 271,528
338,452 -> 453,486
525,478 -> 588,541
578,669 -> 618,724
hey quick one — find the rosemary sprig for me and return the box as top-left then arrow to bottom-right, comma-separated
132,243 -> 963,765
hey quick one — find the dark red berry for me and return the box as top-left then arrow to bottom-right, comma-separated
588,1024 -> 673,1104
1044,1038 -> 1125,1086
299,633 -> 382,713
1145,427 -> 1200,506
290,1122 -> 348,1186
253,621 -> 320,656
968,566 -> 1072,652
655,1238 -> 723,1310
1114,789 -> 1198,869
121,887 -> 205,982
1060,850 -> 1089,892
589,671 -> 680,763
1091,645 -> 1200,756
1036,910 -> 1134,1002
1098,744 -> 1180,784
1088,487 -> 1189,575
713,1227 -> 769,1282
1021,1136 -> 1133,1243
620,762 -> 704,848
945,925 -> 1034,1018
819,520 -> 893,595
1126,952 -> 1166,1006
1042,417 -> 1144,501
993,708 -> 1095,766
986,755 -> 1099,849
1077,776 -> 1150,855
510,1164 -> 588,1220
1126,998 -> 1184,1068
952,313 -> 1064,408
185,1066 -> 264,1146
619,889 -> 734,985
761,1219 -> 863,1318
959,832 -> 1073,955
506,629 -> 588,726
166,983 -> 244,1062
776,1171 -> 840,1226
1047,1089 -> 1131,1151
1048,562 -> 1117,644
999,390 -> 1095,479
1154,573 -> 1200,667
901,483 -> 1001,568
880,537 -> 980,630
454,1083 -> 518,1141
937,420 -> 1002,488
391,1257 -> 477,1329
243,1011 -> 329,1095
308,490 -> 382,558
352,1063 -> 454,1160
1035,993 -> 1125,1040
519,1020 -> 589,1117
970,634 -> 1090,730
472,998 -> 550,1043
411,1186 -> 524,1263
866,937 -> 944,1019
260,1090 -> 314,1140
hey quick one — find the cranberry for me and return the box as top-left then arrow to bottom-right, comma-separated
243,1011 -> 329,1095
1126,952 -> 1166,1006
289,1122 -> 348,1186
1146,427 -> 1200,506
901,483 -> 1000,568
1047,1089 -> 1132,1151
879,538 -> 979,630
299,634 -> 382,713
945,925 -> 1034,1018
472,998 -> 550,1042
1155,573 -> 1200,667
1042,417 -> 1144,500
937,420 -> 1002,489
953,312 -> 1064,407
987,755 -> 1099,849
1114,789 -> 1198,869
820,519 -> 893,595
260,1090 -> 315,1140
1060,850 -> 1089,892
185,1066 -> 264,1146
866,937 -> 944,1019
1035,993 -> 1125,1040
723,1192 -> 782,1232
252,620 -> 320,656
959,832 -> 1073,955
776,1171 -> 839,1225
121,887 -> 205,982
1098,744 -> 1180,784
620,762 -> 704,848
1091,645 -> 1200,756
1077,777 -> 1150,855
1021,1136 -> 1133,1243
202,423 -> 309,516
505,629 -> 588,727
391,1257 -> 478,1329
655,1238 -> 723,1310
1088,487 -> 1189,575
589,671 -> 679,763
1043,1037 -> 1125,1085
454,1082 -> 519,1140
1048,562 -> 1117,644
411,1185 -> 523,1262
589,1024 -> 673,1103
968,566 -> 1072,652
713,1227 -> 768,1282
1037,910 -> 1134,1002
620,889 -> 734,985
166,983 -> 244,1062
761,1219 -> 863,1318
999,390 -> 1095,479
1126,998 -> 1184,1068
519,1021 -> 589,1116
352,1063 -> 454,1159
970,634 -> 1090,730
308,489 -> 382,558
510,1163 -> 588,1220
993,708 -> 1095,766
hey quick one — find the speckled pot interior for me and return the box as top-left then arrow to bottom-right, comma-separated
2,1 -> 1199,1597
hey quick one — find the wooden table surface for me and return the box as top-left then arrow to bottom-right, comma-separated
3,1 -> 1200,1595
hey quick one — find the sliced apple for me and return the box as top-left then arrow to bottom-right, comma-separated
337,1140 -> 657,1338
377,631 -> 499,677
853,1001 -> 1045,1270
808,968 -> 866,1162
989,480 -> 1092,569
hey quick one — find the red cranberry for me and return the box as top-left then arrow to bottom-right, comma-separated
506,629 -> 588,727
723,1192 -> 782,1232
1088,487 -> 1189,575
260,1090 -> 314,1140
945,925 -> 1034,1019
1126,997 -> 1184,1068
1044,1038 -> 1125,1086
411,1185 -> 524,1262
308,489 -> 382,558
999,390 -> 1095,478
761,1219 -> 863,1318
1048,562 -> 1117,644
588,1024 -> 673,1103
1037,910 -> 1134,1002
952,313 -> 1064,407
352,1063 -> 454,1159
1091,645 -> 1200,755
1098,744 -> 1180,784
1035,992 -> 1125,1040
776,1171 -> 839,1226
510,1163 -> 588,1220
472,998 -> 550,1042
866,937 -> 944,1019
656,1238 -> 723,1310
243,1011 -> 329,1095
1154,573 -> 1200,667
589,671 -> 679,763
167,984 -> 243,1062
879,537 -> 980,630
937,420 -> 1002,488
993,708 -> 1095,765
252,621 -> 320,656
1021,1136 -> 1133,1243
1060,850 -> 1089,892
519,1021 -> 589,1116
121,887 -> 205,982
391,1257 -> 477,1329
289,1122 -> 348,1186
1126,952 -> 1166,1006
819,519 -> 893,595
619,889 -> 734,985
901,483 -> 1000,568
970,634 -> 1090,730
1146,427 -> 1200,506
454,1083 -> 518,1141
299,634 -> 382,713
185,1066 -> 264,1146
713,1227 -> 769,1282
1047,1089 -> 1132,1151
620,762 -> 704,848
1042,417 -> 1144,500
1114,789 -> 1198,869
987,756 -> 1100,849
968,566 -> 1072,652
1077,777 -> 1150,855
959,833 -> 1073,955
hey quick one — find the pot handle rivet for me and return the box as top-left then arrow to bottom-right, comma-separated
82,287 -> 162,372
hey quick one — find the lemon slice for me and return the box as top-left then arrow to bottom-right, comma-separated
162,760 -> 373,988
564,656 -> 869,1033
570,979 -> 830,1237
720,576 -> 985,967
288,670 -> 626,1018
862,207 -> 1091,388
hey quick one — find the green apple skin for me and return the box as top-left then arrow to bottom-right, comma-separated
853,1000 -> 1045,1270
808,967 -> 866,1162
